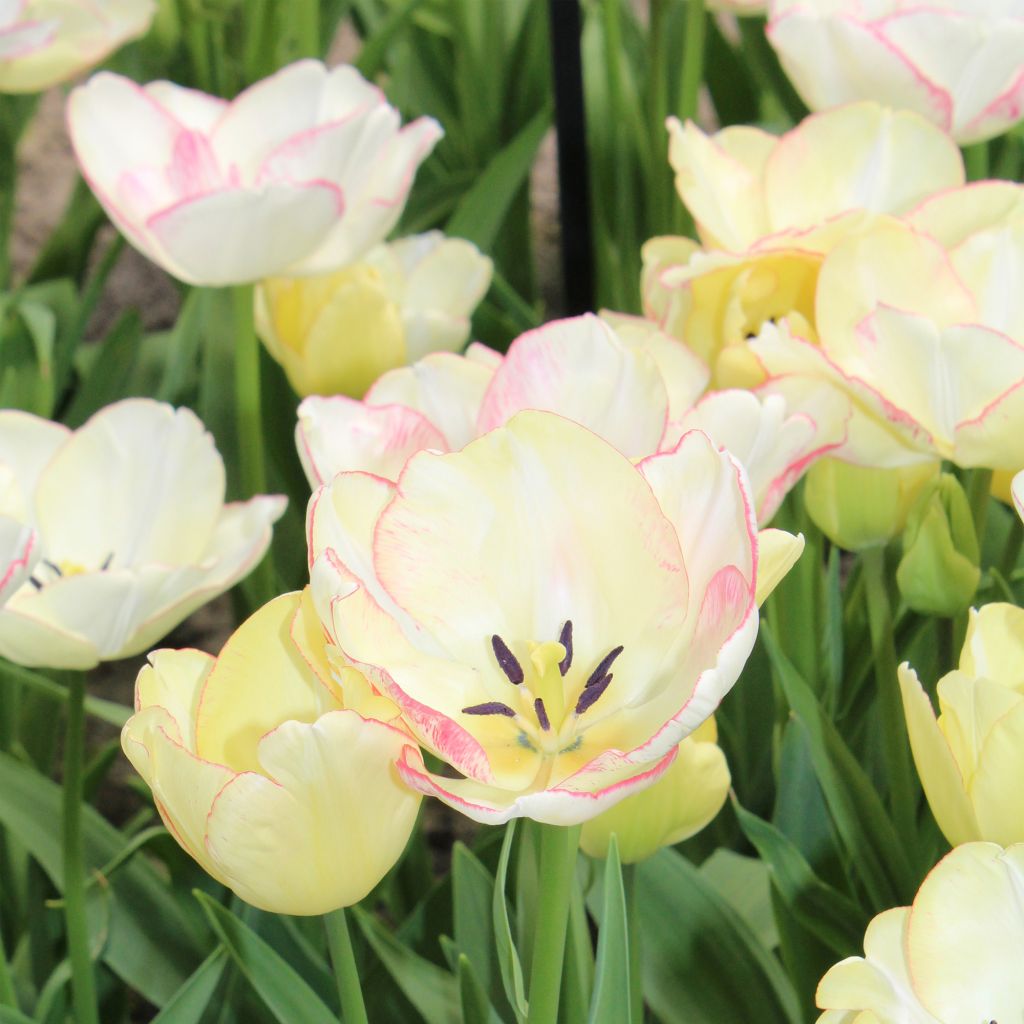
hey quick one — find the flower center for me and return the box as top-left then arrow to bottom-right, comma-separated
28,553 -> 114,590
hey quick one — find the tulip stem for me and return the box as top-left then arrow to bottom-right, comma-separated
232,284 -> 276,607
526,823 -> 580,1024
62,670 -> 99,1024
676,0 -> 706,127
324,909 -> 367,1024
862,549 -> 916,845
966,468 -> 993,551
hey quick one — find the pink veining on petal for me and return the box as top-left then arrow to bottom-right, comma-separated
962,65 -> 1024,142
0,528 -> 34,598
167,130 -> 224,198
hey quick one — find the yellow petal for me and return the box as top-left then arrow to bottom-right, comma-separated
755,529 -> 804,606
959,603 -> 1024,693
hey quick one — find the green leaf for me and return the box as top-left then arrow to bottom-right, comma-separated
195,892 -> 336,1024
354,907 -> 461,1024
761,624 -> 916,910
733,800 -> 867,957
446,105 -> 551,251
587,837 -> 631,1024
456,954 -> 496,1024
493,822 -> 528,1024
699,849 -> 777,952
356,0 -> 429,78
636,849 -> 800,1024
0,1007 -> 35,1024
452,843 -> 497,1000
0,752 -> 207,1006
151,949 -> 228,1023
64,311 -> 145,427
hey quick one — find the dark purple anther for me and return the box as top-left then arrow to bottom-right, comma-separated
575,673 -> 612,715
534,698 -> 551,731
585,645 -> 623,688
42,559 -> 63,577
101,553 -> 114,571
558,620 -> 573,676
462,702 -> 517,718
491,634 -> 525,685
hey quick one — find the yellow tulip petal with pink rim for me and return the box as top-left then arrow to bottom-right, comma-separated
68,61 -> 441,285
0,0 -> 155,94
768,1 -> 1024,144
0,399 -> 284,669
755,529 -> 804,607
122,591 -> 421,915
908,844 -> 1024,1020
309,411 -> 763,826
578,717 -> 730,863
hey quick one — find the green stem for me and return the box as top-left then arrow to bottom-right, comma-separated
62,672 -> 99,1024
295,0 -> 321,58
232,284 -> 275,606
325,909 -> 367,1024
677,0 -> 706,124
623,863 -> 643,1024
737,17 -> 806,124
1000,514 -> 1024,579
526,824 -> 580,1024
966,468 -> 993,552
963,142 -> 990,182
861,550 -> 915,841
0,911 -> 16,1009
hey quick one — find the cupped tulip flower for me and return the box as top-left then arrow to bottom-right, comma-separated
768,0 -> 1024,145
816,842 -> 1024,1022
578,717 -> 729,863
899,603 -> 1024,847
296,312 -> 839,526
0,0 -> 155,94
122,590 -> 422,914
254,231 -> 492,398
749,214 -> 1024,471
0,399 -> 285,669
644,104 -> 963,384
67,60 -> 442,285
307,410 -> 775,825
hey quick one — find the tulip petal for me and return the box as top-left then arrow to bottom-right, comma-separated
908,843 -> 1024,1021
476,314 -> 670,458
296,395 -> 447,487
204,710 -> 421,914
366,350 -> 496,450
897,665 -> 980,847
0,409 -> 68,519
0,517 -> 37,604
969,700 -> 1024,846
34,400 -> 225,567
755,529 -> 804,607
959,603 -> 1024,691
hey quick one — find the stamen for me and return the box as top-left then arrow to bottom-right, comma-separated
575,673 -> 612,715
42,559 -> 63,577
558,620 -> 573,676
586,645 -> 623,688
462,701 -> 517,718
100,553 -> 114,571
28,576 -> 42,590
491,634 -> 524,685
534,698 -> 551,731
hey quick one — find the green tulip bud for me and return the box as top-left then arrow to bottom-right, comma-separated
896,473 -> 980,617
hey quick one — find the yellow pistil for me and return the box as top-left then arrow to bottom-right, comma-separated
528,640 -> 567,728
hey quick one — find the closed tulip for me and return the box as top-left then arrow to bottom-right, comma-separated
122,590 -> 422,914
644,104 -> 963,384
0,399 -> 284,669
67,60 -> 442,285
255,232 -> 492,398
579,717 -> 730,863
296,312 -> 837,526
0,0 -> 154,94
817,842 -> 1024,1022
899,603 -> 1024,847
307,410 -> 772,825
769,0 -> 1024,144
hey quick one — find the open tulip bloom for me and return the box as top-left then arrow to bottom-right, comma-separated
66,60 -> 442,285
0,0 -> 155,94
306,410 -> 770,825
0,399 -> 285,669
296,312 -> 839,527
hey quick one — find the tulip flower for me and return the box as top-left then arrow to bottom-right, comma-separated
816,842 -> 1024,1022
768,0 -> 1024,145
0,0 -> 154,94
297,312 -> 838,525
67,60 -> 442,285
643,104 -> 963,384
307,410 -> 771,825
255,231 -> 492,398
0,399 -> 285,669
121,590 -> 422,915
579,718 -> 729,863
750,213 -> 1024,472
899,603 -> 1024,847
1015,469 -> 1024,522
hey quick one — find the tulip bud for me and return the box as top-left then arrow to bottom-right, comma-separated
896,473 -> 980,617
578,719 -> 730,864
803,458 -> 939,552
